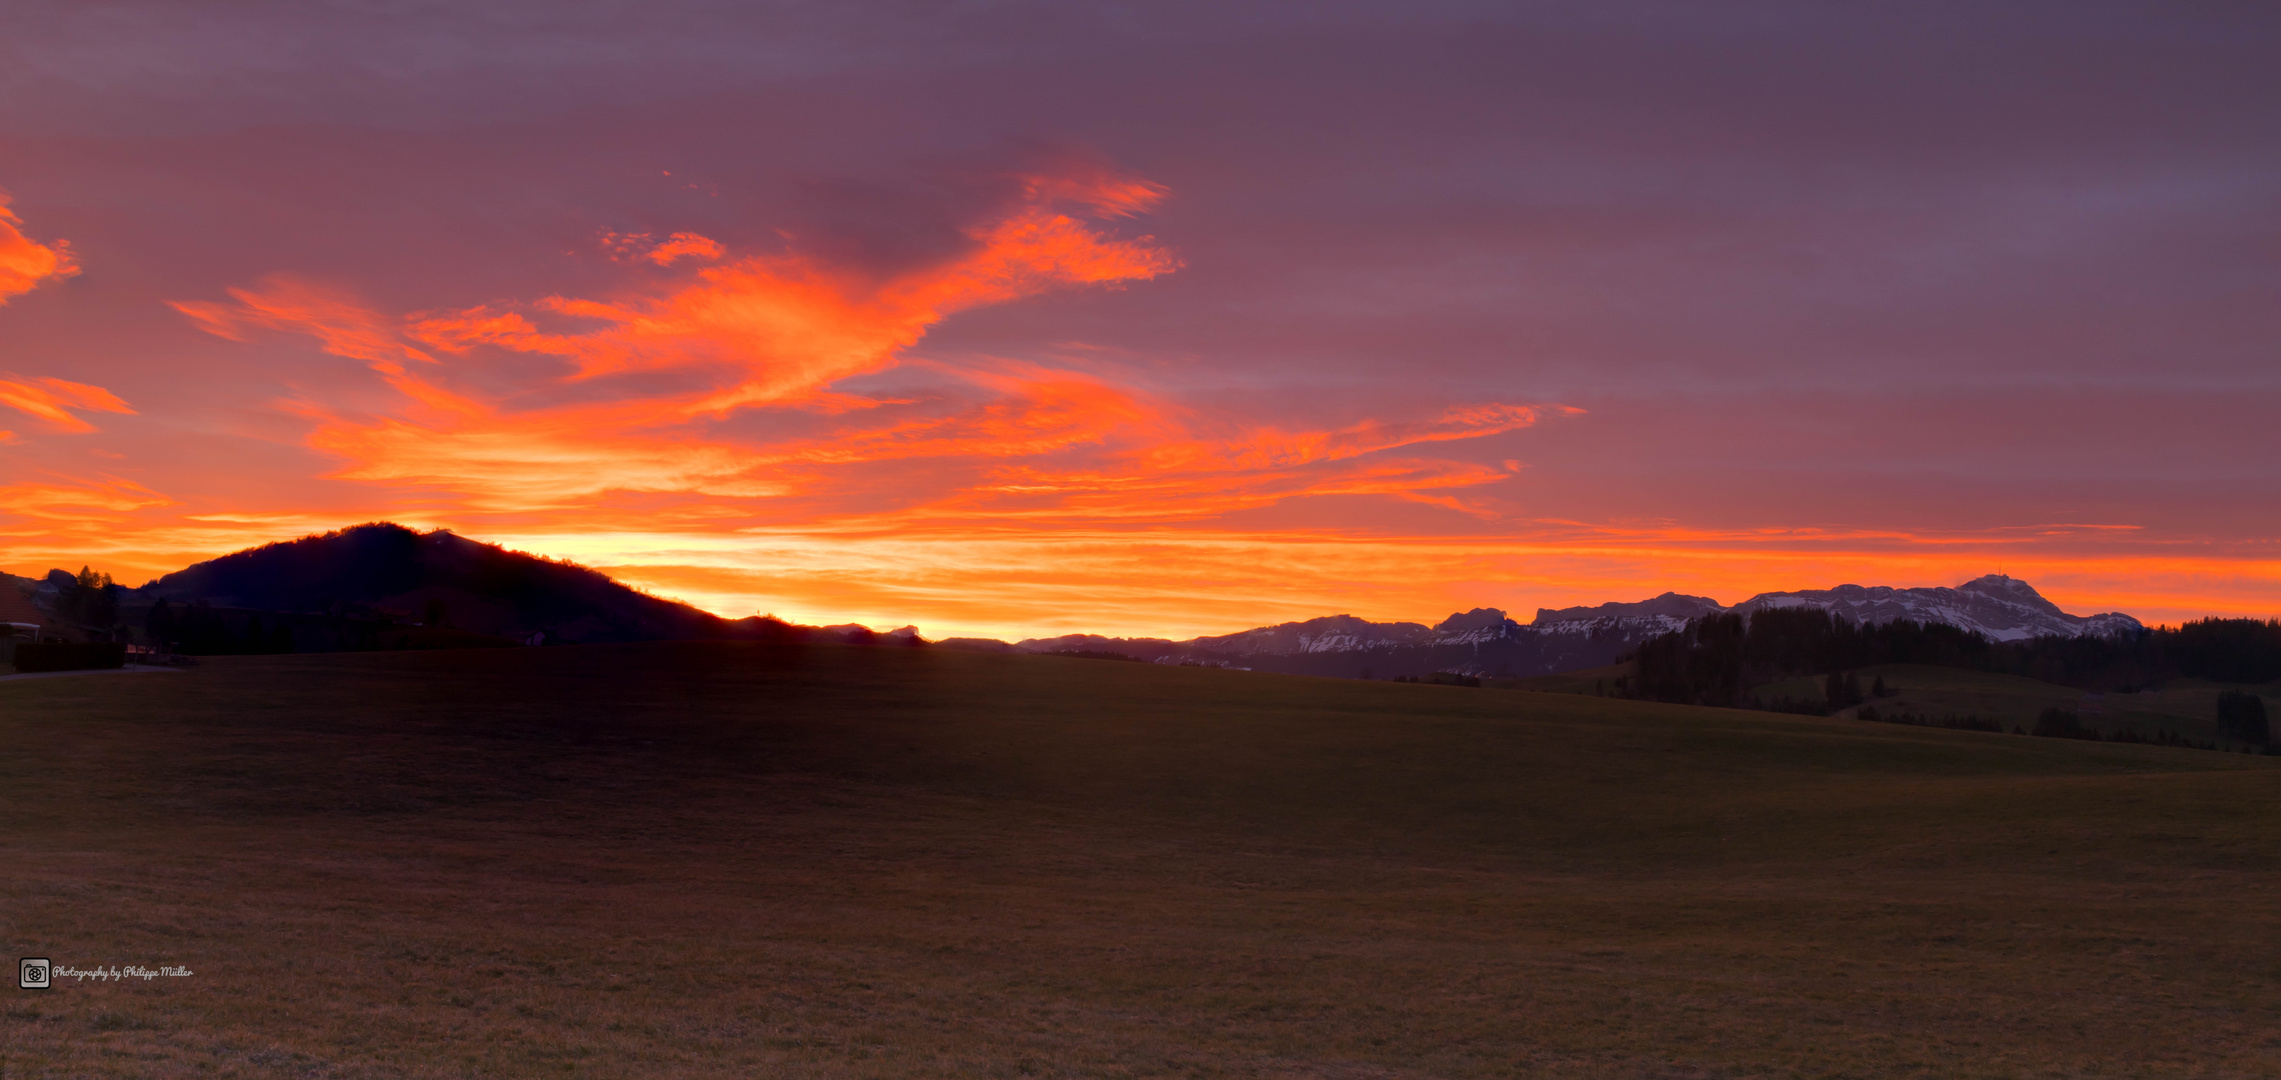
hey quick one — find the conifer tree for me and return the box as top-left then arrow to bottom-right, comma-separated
2217,690 -> 2270,745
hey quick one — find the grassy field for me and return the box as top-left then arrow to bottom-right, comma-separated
1749,663 -> 2278,744
1498,664 -> 1631,695
1517,660 -> 2277,746
2,643 -> 2279,1078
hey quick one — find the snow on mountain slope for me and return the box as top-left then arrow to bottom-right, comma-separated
1429,608 -> 1527,646
1188,614 -> 1436,655
1729,575 -> 2141,642
1528,592 -> 1727,638
1003,575 -> 2140,678
1014,606 -> 1682,679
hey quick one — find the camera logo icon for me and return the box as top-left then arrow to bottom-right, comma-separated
20,958 -> 51,989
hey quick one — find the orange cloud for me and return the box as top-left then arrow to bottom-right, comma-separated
405,186 -> 1179,418
0,191 -> 79,304
861,383 -> 1558,522
646,232 -> 724,266
172,167 -> 1554,533
172,278 -> 479,418
306,416 -> 795,507
1016,167 -> 1169,218
168,174 -> 1178,507
0,476 -> 169,518
598,231 -> 727,266
172,168 -> 1550,524
171,278 -> 434,369
0,375 -> 136,433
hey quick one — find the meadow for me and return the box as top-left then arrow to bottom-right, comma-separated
1749,664 -> 2268,743
2,643 -> 2278,1078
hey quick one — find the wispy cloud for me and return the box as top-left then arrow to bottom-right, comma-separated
0,374 -> 135,433
0,191 -> 79,304
0,475 -> 169,517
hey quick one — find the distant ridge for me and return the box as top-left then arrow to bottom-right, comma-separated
1534,592 -> 1725,626
976,575 -> 2143,681
1007,605 -> 1690,681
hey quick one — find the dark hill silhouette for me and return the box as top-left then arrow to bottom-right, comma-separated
143,523 -> 736,644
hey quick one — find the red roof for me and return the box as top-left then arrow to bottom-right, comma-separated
0,584 -> 48,629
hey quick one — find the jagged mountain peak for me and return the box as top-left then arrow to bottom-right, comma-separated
1732,576 -> 2140,642
1190,614 -> 1436,656
1954,573 -> 2065,614
1434,608 -> 1513,635
1532,592 -> 1725,626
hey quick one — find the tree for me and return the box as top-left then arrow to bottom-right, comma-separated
1824,670 -> 1864,710
2032,707 -> 2096,740
2216,690 -> 2270,745
59,568 -> 119,634
147,599 -> 177,647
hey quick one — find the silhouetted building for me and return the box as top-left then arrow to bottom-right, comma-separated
1,584 -> 52,665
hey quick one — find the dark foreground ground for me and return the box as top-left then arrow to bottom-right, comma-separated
1,643 -> 2277,1078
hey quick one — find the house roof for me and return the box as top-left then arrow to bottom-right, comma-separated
0,584 -> 48,630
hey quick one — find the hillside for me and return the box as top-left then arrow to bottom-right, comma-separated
133,523 -> 727,644
2,644 -> 2277,1076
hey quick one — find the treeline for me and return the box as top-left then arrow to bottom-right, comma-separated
46,566 -> 125,635
148,599 -> 390,655
2025,706 -> 2246,750
1391,672 -> 1482,687
1632,611 -> 2281,708
1631,609 -> 1992,708
1970,617 -> 2281,691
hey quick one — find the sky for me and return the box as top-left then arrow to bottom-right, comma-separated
1,0 -> 2277,640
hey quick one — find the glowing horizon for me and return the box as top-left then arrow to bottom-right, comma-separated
4,512 -> 2275,643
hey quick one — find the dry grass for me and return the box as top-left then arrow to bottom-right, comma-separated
2,643 -> 2278,1078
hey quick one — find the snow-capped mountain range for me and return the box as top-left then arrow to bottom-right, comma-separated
981,575 -> 2139,680
1729,576 -> 2141,641
1522,575 -> 2142,644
